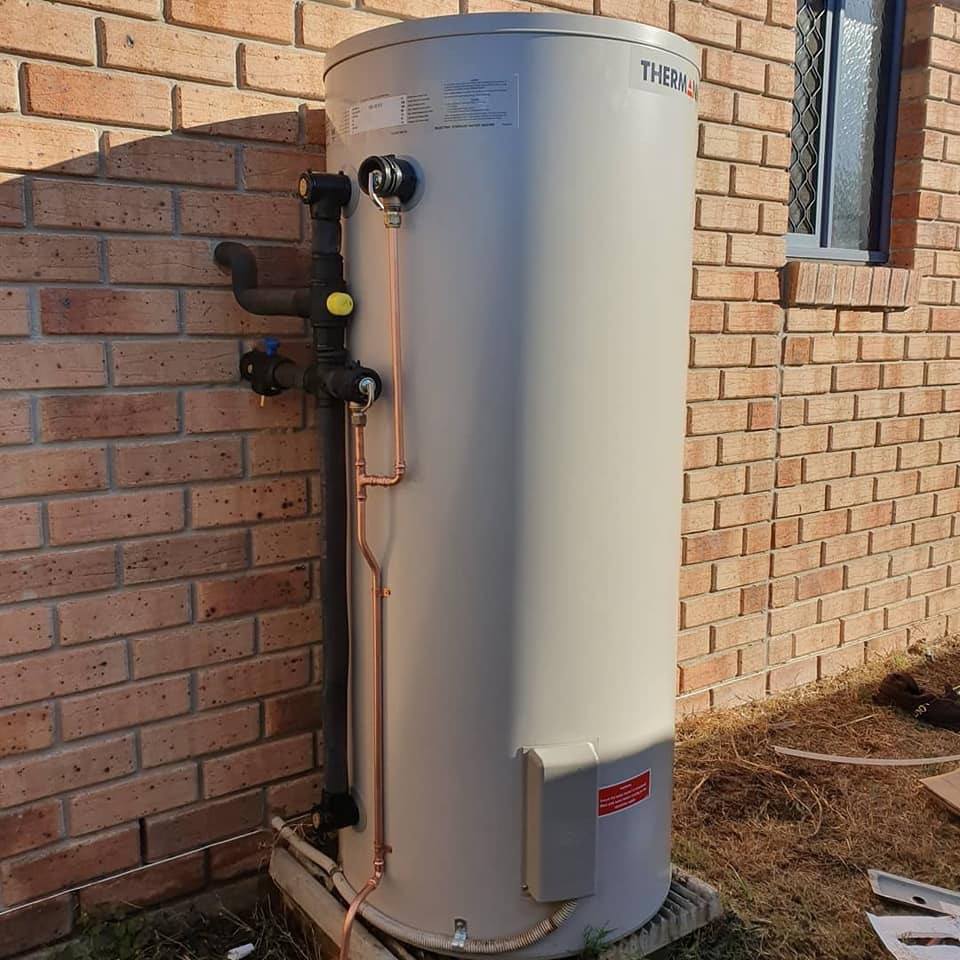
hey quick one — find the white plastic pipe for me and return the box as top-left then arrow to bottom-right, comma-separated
272,819 -> 577,954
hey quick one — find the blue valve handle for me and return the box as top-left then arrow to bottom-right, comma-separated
264,336 -> 279,357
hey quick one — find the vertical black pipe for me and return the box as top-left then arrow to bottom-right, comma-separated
303,174 -> 360,830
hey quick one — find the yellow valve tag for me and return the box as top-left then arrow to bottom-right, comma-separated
326,292 -> 354,316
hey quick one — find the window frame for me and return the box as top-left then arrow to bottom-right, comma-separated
786,0 -> 906,264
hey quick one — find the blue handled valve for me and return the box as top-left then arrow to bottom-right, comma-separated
258,337 -> 281,406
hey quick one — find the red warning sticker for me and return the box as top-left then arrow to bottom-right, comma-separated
598,770 -> 651,817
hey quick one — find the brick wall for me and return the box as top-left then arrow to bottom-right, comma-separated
676,0 -> 960,717
0,0 -> 958,954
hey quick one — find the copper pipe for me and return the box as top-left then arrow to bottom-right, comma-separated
362,217 -> 405,488
340,215 -> 406,960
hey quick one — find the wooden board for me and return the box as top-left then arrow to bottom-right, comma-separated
921,767 -> 960,815
269,846 -> 395,960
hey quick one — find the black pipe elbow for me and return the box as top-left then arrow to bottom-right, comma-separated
215,242 -> 311,318
298,171 -> 352,219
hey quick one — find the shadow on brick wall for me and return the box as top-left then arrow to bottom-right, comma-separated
0,110 -> 334,959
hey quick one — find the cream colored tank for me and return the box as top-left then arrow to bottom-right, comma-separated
324,14 -> 698,958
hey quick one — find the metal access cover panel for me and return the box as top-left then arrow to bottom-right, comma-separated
523,743 -> 599,903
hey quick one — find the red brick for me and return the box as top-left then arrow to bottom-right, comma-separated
104,130 -> 236,186
183,289 -> 304,335
59,585 -> 189,645
0,59 -> 16,114
0,397 -> 30,446
98,16 -> 235,84
0,546 -> 115,604
40,288 -> 177,335
247,431 -> 321,475
0,605 -> 54,657
196,567 -> 311,622
299,4 -> 397,49
678,650 -> 738,692
258,603 -> 320,651
167,0 -> 293,41
40,392 -> 178,442
241,145 -> 326,195
738,19 -> 794,62
0,115 -> 98,175
61,675 -> 191,740
196,649 -> 310,709
674,0 -> 736,46
0,341 -> 104,390
0,0 -> 95,63
185,387 -> 302,432
267,771 -> 323,818
0,824 -> 139,904
32,179 -> 173,233
0,895 -> 73,957
699,123 -> 764,163
114,437 -> 242,486
124,529 -> 248,585
0,800 -> 61,859
175,84 -> 299,142
0,734 -> 134,808
107,238 -> 221,285
0,503 -> 42,552
60,0 -> 161,18
202,732 -> 313,798
0,174 -> 23,226
180,190 -> 300,241
252,518 -> 321,565
48,489 -> 184,545
240,43 -> 324,100
140,703 -> 259,767
768,656 -> 818,692
191,477 -> 307,528
0,235 -> 100,282
132,620 -> 255,677
360,0 -> 458,15
0,703 -> 53,758
112,340 -> 237,386
23,62 -> 170,129
145,791 -> 263,859
208,830 -> 270,880
0,288 -> 29,335
79,852 -> 206,912
264,687 -> 322,737
0,641 -> 127,709
68,764 -> 197,834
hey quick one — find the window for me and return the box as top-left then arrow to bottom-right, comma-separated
788,0 -> 905,262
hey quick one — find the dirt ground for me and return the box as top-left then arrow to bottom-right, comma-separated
664,637 -> 960,960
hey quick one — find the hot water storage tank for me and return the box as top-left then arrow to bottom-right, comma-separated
324,14 -> 699,957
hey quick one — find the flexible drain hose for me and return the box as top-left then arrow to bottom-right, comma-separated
273,820 -> 579,953
330,872 -> 578,954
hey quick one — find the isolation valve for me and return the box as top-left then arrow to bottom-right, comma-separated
358,154 -> 418,204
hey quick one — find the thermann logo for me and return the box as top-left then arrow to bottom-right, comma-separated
629,52 -> 699,102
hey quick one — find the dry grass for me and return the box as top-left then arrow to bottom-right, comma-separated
668,638 -> 960,960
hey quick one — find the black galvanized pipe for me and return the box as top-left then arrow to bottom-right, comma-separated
217,172 -> 359,831
214,242 -> 310,318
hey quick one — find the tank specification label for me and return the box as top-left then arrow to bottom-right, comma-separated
598,770 -> 651,817
435,77 -> 518,131
346,95 -> 426,136
335,76 -> 519,139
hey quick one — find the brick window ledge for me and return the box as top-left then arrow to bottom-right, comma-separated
782,260 -> 920,309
